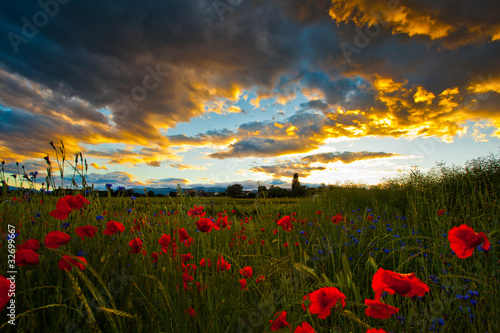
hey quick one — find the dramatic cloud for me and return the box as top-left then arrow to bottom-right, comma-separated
328,0 -> 500,47
250,151 -> 401,178
0,0 -> 498,186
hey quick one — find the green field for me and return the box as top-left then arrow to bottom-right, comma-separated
1,155 -> 499,333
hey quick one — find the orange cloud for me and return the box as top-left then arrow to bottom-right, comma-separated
90,163 -> 108,170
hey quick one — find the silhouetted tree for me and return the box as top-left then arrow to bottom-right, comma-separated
257,185 -> 267,197
226,184 -> 244,198
291,173 -> 306,197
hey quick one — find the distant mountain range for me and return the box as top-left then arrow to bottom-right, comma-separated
130,186 -> 233,195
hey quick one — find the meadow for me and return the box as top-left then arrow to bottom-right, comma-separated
1,153 -> 499,333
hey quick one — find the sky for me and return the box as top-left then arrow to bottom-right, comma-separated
1,0 -> 499,190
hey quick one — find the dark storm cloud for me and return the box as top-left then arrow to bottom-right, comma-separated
0,0 -> 499,166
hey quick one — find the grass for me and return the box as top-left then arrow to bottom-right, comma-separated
1,153 -> 499,332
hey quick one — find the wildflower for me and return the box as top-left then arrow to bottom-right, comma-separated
44,231 -> 71,249
269,311 -> 290,331
372,268 -> 429,299
15,249 -> 40,266
18,239 -> 40,252
438,209 -> 445,216
215,216 -> 230,229
103,221 -> 125,235
364,299 -> 399,319
366,329 -> 388,333
187,205 -> 206,217
216,255 -> 231,271
49,196 -> 73,220
196,218 -> 213,233
256,275 -> 265,283
239,278 -> 248,290
75,225 -> 98,241
200,258 -> 211,267
448,224 -> 490,258
303,287 -> 346,319
294,322 -> 316,333
128,238 -> 144,254
331,213 -> 343,224
277,215 -> 293,231
177,228 -> 190,242
239,267 -> 253,279
0,275 -> 14,311
58,255 -> 87,271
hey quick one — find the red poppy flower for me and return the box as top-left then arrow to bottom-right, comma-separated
44,231 -> 71,249
18,239 -> 40,252
294,322 -> 316,333
151,252 -> 159,263
438,209 -> 445,216
196,218 -> 213,233
128,238 -> 143,253
74,194 -> 90,208
200,258 -> 211,267
0,275 -> 14,311
316,211 -> 322,215
277,215 -> 293,231
215,216 -> 230,230
372,268 -> 429,299
331,213 -> 343,224
177,228 -> 189,242
184,237 -> 194,247
239,278 -> 247,290
159,234 -> 172,247
366,329 -> 388,333
49,196 -> 73,220
304,287 -> 346,319
256,275 -> 265,283
269,311 -> 290,331
186,307 -> 196,316
103,221 -> 125,235
283,242 -> 289,248
367,215 -> 373,221
65,194 -> 89,210
75,225 -> 98,241
182,253 -> 194,262
216,255 -> 231,271
239,266 -> 253,279
364,299 -> 399,319
448,224 -> 490,258
187,205 -> 206,217
58,255 -> 87,271
182,272 -> 194,283
15,249 -> 40,266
